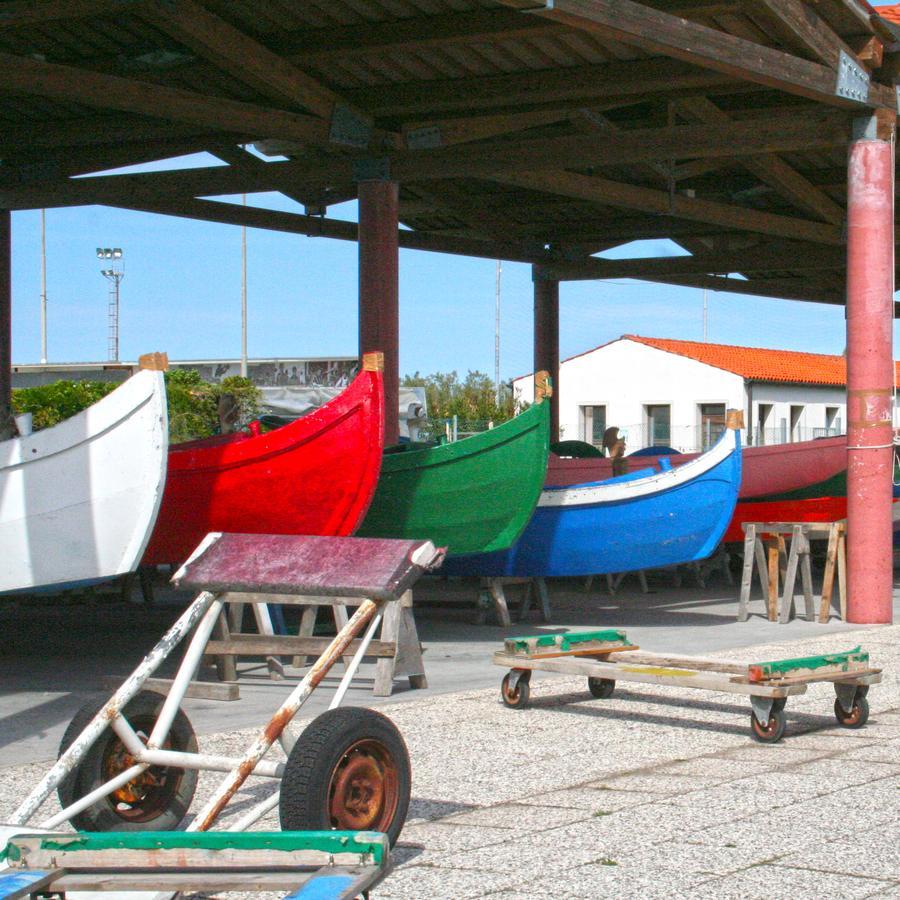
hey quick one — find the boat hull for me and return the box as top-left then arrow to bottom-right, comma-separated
549,435 -> 846,500
142,365 -> 383,566
357,400 -> 550,555
0,370 -> 168,593
444,428 -> 741,577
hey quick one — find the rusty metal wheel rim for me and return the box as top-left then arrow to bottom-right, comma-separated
751,715 -> 779,739
837,702 -> 862,726
100,717 -> 182,823
328,739 -> 399,832
501,674 -> 521,703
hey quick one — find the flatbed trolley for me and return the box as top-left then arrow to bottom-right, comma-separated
4,533 -> 443,851
493,630 -> 881,742
0,829 -> 389,899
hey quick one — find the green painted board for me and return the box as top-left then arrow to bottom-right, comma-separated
749,646 -> 869,680
506,629 -> 631,656
3,831 -> 387,866
357,400 -> 550,555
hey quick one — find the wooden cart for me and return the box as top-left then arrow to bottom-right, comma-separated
493,629 -> 881,743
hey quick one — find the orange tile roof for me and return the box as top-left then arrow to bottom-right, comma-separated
578,335 -> 900,387
876,3 -> 900,23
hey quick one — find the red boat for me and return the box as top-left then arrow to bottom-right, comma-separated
548,435 -> 847,500
143,354 -> 384,566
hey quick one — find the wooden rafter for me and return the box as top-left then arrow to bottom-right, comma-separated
673,96 -> 846,224
495,170 -> 844,245
0,53 -> 330,146
0,0 -> 136,28
348,58 -> 742,118
139,0 -> 377,144
498,0 -> 895,110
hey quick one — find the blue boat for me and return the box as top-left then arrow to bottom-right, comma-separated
442,423 -> 741,578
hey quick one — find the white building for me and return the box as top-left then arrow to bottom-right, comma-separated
514,335 -> 900,454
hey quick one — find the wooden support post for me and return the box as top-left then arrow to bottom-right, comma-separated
533,266 -> 560,442
358,175 -> 400,444
738,524 -> 755,621
0,209 -> 12,440
846,111 -> 895,624
373,591 -> 427,695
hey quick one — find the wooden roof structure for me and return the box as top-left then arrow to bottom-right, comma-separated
1,0 -> 899,308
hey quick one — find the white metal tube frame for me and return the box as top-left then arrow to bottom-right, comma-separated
11,587 -> 386,833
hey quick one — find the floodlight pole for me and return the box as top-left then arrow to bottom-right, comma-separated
40,209 -> 47,364
97,248 -> 124,363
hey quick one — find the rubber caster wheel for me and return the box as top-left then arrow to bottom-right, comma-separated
750,707 -> 786,743
588,678 -> 616,699
279,707 -> 411,847
834,694 -> 869,729
500,671 -> 531,709
57,691 -> 198,831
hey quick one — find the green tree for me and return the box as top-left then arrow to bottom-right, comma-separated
402,370 -> 520,426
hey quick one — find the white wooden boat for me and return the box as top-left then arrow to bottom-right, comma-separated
0,369 -> 168,593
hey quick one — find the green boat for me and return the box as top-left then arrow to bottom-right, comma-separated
357,380 -> 551,555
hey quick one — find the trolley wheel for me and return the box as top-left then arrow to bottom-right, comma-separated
834,694 -> 869,729
279,707 -> 411,847
56,691 -> 198,832
587,677 -> 616,699
500,670 -> 531,709
750,707 -> 786,744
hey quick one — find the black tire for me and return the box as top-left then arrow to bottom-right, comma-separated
750,707 -> 786,744
500,670 -> 531,709
588,677 -> 616,699
56,690 -> 198,832
834,694 -> 869,729
279,707 -> 411,847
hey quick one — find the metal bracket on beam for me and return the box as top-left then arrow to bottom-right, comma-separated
352,157 -> 391,183
329,104 -> 373,149
405,126 -> 443,150
835,50 -> 870,104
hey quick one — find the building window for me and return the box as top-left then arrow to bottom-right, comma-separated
698,403 -> 726,451
825,406 -> 842,436
580,405 -> 607,448
645,404 -> 671,448
757,403 -> 773,446
790,405 -> 804,442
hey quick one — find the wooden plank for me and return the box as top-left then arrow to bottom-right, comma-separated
738,523 -> 755,621
204,637 -> 396,657
496,170 -> 844,245
605,650 -> 747,674
507,0 -> 895,110
753,535 -> 770,607
492,651 -> 802,697
819,522 -> 840,622
767,540 -> 779,621
0,52 -> 330,146
99,675 -> 239,701
748,646 -> 870,681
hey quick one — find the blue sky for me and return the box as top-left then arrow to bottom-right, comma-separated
9,8 -> 898,378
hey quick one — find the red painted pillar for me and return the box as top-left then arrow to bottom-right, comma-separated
533,266 -> 560,442
845,111 -> 895,624
358,178 -> 399,444
0,209 -> 12,440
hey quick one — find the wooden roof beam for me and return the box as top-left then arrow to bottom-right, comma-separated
495,170 -> 844,245
673,96 -> 845,224
747,0 -> 870,71
0,0 -> 139,28
499,0 -> 896,110
139,0 -> 381,149
349,58 -> 742,118
0,52 -> 332,147
539,244 -> 845,280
